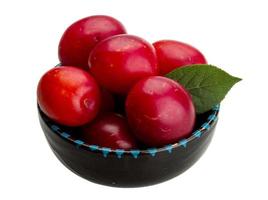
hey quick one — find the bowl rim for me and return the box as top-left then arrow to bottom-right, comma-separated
39,104 -> 219,158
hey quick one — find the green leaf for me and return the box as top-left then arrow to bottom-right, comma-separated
166,64 -> 241,114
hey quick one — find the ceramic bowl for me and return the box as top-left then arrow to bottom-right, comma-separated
38,104 -> 219,187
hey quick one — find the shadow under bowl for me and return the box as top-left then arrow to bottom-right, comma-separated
38,105 -> 219,187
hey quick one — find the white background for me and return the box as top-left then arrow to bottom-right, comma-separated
0,0 -> 267,199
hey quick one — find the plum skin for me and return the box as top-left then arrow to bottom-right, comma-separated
89,34 -> 158,94
126,76 -> 195,147
58,15 -> 126,70
81,113 -> 137,150
37,66 -> 100,126
153,40 -> 207,75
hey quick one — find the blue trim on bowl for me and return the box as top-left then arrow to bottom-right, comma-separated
101,147 -> 111,157
165,145 -> 173,154
46,105 -> 219,158
115,149 -> 125,158
61,132 -> 71,138
89,145 -> 99,151
147,148 -> 158,157
130,150 -> 141,159
179,139 -> 188,148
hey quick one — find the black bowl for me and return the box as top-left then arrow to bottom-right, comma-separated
38,105 -> 219,187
